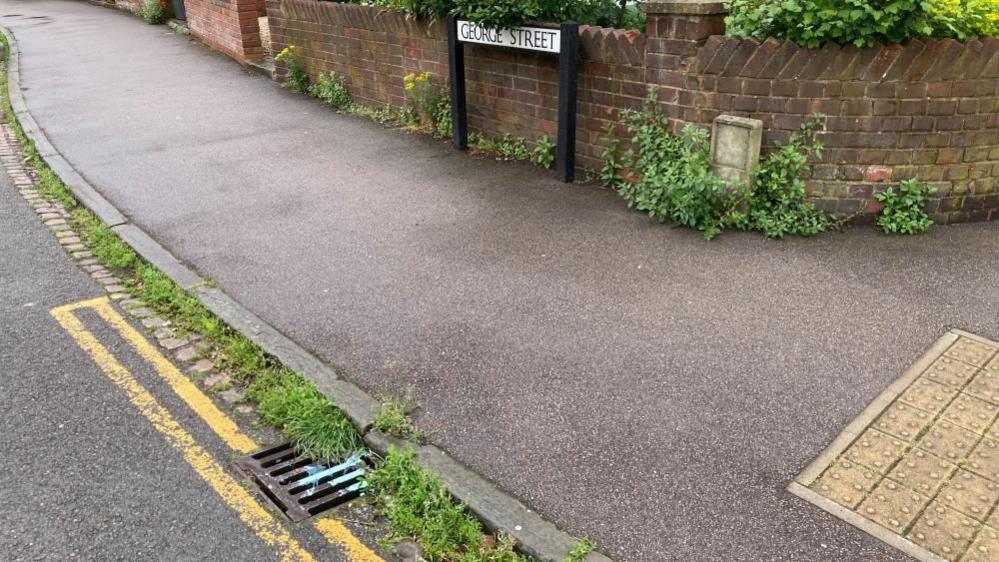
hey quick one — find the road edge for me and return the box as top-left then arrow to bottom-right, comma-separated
0,24 -> 611,562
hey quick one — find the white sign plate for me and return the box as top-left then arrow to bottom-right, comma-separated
456,20 -> 561,54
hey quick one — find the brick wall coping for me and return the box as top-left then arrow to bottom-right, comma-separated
643,1 -> 728,16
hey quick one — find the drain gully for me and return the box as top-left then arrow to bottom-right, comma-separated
237,443 -> 368,521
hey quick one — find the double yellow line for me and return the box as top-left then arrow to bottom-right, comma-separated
51,297 -> 383,562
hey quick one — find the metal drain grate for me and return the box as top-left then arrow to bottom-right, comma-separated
237,443 -> 368,521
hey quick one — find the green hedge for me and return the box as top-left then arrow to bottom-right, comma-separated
724,0 -> 999,47
347,0 -> 646,30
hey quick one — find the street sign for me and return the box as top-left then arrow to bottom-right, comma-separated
447,15 -> 579,183
455,20 -> 562,54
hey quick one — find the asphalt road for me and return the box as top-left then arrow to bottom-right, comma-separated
0,140 -> 350,559
8,1 -> 999,560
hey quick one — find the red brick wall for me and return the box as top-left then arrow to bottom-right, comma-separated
266,0 -> 999,223
186,0 -> 264,62
645,8 -> 999,222
267,0 -> 645,171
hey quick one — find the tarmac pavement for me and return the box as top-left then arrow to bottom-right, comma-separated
6,1 -> 999,559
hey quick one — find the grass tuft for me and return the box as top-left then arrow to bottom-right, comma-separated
374,388 -> 423,442
369,448 -> 528,562
247,368 -> 363,460
73,210 -> 139,268
565,539 -> 596,562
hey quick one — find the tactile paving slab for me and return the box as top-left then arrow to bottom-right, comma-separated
790,330 -> 999,562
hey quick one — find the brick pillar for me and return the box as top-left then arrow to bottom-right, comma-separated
643,1 -> 727,120
237,0 -> 263,62
644,0 -> 727,59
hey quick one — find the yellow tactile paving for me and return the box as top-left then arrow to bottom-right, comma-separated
800,334 -> 999,561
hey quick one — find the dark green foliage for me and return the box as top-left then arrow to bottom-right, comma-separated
602,89 -> 834,239
729,115 -> 832,238
605,88 -> 732,239
875,178 -> 936,234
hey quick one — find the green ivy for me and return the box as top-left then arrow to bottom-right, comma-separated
875,179 -> 936,234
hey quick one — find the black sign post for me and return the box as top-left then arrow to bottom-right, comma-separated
447,15 -> 579,183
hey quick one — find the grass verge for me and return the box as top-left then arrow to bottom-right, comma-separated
0,31 -> 549,562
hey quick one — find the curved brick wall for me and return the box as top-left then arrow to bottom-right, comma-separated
267,0 -> 999,222
653,34 -> 999,220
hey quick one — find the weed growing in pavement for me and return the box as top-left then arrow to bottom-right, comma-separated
470,132 -> 558,167
369,448 -> 530,562
374,388 -> 423,442
275,45 -> 310,93
565,539 -> 597,562
309,72 -> 353,112
599,123 -> 623,190
875,178 -> 936,235
531,135 -> 556,170
403,72 -> 452,139
352,104 -> 408,126
601,88 -> 732,240
138,0 -> 165,24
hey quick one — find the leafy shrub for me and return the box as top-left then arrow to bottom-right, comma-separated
376,0 -> 454,20
602,89 -> 834,239
604,89 -> 733,239
275,46 -> 310,93
875,179 -> 936,234
309,72 -> 353,110
139,0 -> 165,24
451,0 -> 543,30
929,0 -> 999,39
729,115 -> 832,238
725,0 -> 998,47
